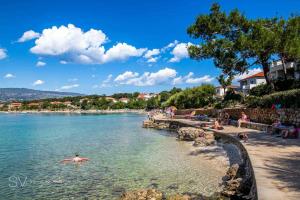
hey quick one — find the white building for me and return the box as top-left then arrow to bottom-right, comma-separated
239,72 -> 266,95
268,60 -> 300,81
119,98 -> 129,103
215,85 -> 240,97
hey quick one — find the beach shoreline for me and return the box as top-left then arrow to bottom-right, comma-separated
0,109 -> 147,114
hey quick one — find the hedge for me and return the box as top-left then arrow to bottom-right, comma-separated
246,89 -> 300,108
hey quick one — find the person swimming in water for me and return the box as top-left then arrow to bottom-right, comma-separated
61,154 -> 89,163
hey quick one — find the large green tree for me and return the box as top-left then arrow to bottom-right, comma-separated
187,3 -> 293,84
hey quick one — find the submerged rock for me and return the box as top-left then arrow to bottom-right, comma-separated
177,127 -> 205,141
193,137 -> 216,147
120,189 -> 163,200
222,164 -> 243,197
167,194 -> 191,200
224,164 -> 239,181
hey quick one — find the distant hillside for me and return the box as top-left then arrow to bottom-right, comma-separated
0,88 -> 83,102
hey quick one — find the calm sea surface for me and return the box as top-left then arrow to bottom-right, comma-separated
0,113 -> 228,199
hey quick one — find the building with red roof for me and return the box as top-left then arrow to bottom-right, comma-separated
239,72 -> 266,94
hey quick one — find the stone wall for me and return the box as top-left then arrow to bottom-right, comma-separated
175,108 -> 300,126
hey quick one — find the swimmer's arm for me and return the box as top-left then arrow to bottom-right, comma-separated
60,158 -> 72,163
80,158 -> 89,161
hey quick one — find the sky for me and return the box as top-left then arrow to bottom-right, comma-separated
0,0 -> 299,95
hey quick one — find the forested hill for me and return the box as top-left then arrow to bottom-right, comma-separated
0,88 -> 82,102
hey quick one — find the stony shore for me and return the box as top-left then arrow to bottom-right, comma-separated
141,116 -> 300,200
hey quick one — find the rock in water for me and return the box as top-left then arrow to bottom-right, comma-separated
120,189 -> 163,200
225,164 -> 239,180
177,127 -> 204,141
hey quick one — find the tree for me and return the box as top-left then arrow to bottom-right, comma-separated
187,3 -> 283,84
274,16 -> 300,80
216,74 -> 234,94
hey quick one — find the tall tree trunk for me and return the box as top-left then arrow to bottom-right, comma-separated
280,57 -> 288,81
262,61 -> 270,84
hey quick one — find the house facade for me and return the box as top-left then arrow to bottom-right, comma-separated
9,102 -> 22,110
119,98 -> 129,103
268,60 -> 300,81
239,72 -> 266,94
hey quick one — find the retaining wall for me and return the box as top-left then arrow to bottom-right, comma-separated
175,108 -> 300,126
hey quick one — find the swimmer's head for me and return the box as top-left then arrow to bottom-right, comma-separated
75,153 -> 79,157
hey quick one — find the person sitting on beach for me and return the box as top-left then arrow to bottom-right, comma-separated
211,119 -> 224,130
281,126 -> 299,139
270,119 -> 282,135
237,112 -> 249,128
221,112 -> 230,125
61,154 -> 89,163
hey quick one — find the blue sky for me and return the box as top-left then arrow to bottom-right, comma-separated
0,0 -> 299,95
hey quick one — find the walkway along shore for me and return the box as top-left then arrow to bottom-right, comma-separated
145,117 -> 300,200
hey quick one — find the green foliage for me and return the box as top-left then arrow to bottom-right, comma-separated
187,3 -> 300,85
249,84 -> 273,96
223,89 -> 243,102
216,74 -> 234,93
146,97 -> 160,110
246,89 -> 300,108
164,85 -> 215,109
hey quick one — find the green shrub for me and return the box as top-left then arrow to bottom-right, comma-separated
223,89 -> 243,102
249,84 -> 273,96
246,89 -> 300,108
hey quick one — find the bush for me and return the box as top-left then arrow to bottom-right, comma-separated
249,84 -> 273,96
246,89 -> 300,108
164,84 -> 215,109
273,79 -> 300,91
223,89 -> 243,102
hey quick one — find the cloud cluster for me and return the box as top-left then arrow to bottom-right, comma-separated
18,30 -> 40,42
0,48 -> 7,60
36,61 -> 46,67
169,42 -> 192,62
114,68 -> 177,86
234,68 -> 262,81
57,84 -> 79,90
114,71 -> 139,82
112,68 -> 213,87
144,49 -> 160,63
27,24 -> 146,64
33,79 -> 44,86
173,72 -> 214,85
4,73 -> 15,79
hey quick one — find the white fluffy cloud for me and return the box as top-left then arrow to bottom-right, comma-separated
162,40 -> 179,52
0,48 -> 7,60
36,61 -> 46,67
173,72 -> 213,84
114,71 -> 139,82
57,84 -> 79,90
144,49 -> 160,63
115,68 -> 177,86
33,80 -> 44,86
234,68 -> 263,81
4,73 -> 15,79
18,30 -> 40,42
29,24 -> 146,64
186,75 -> 214,84
169,42 -> 192,62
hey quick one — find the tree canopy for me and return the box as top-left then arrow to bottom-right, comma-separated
187,3 -> 300,84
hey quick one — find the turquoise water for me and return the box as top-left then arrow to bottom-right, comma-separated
0,113 -> 228,199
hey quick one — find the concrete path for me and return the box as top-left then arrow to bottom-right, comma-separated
154,117 -> 300,200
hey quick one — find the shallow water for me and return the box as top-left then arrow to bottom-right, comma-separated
0,113 -> 229,199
